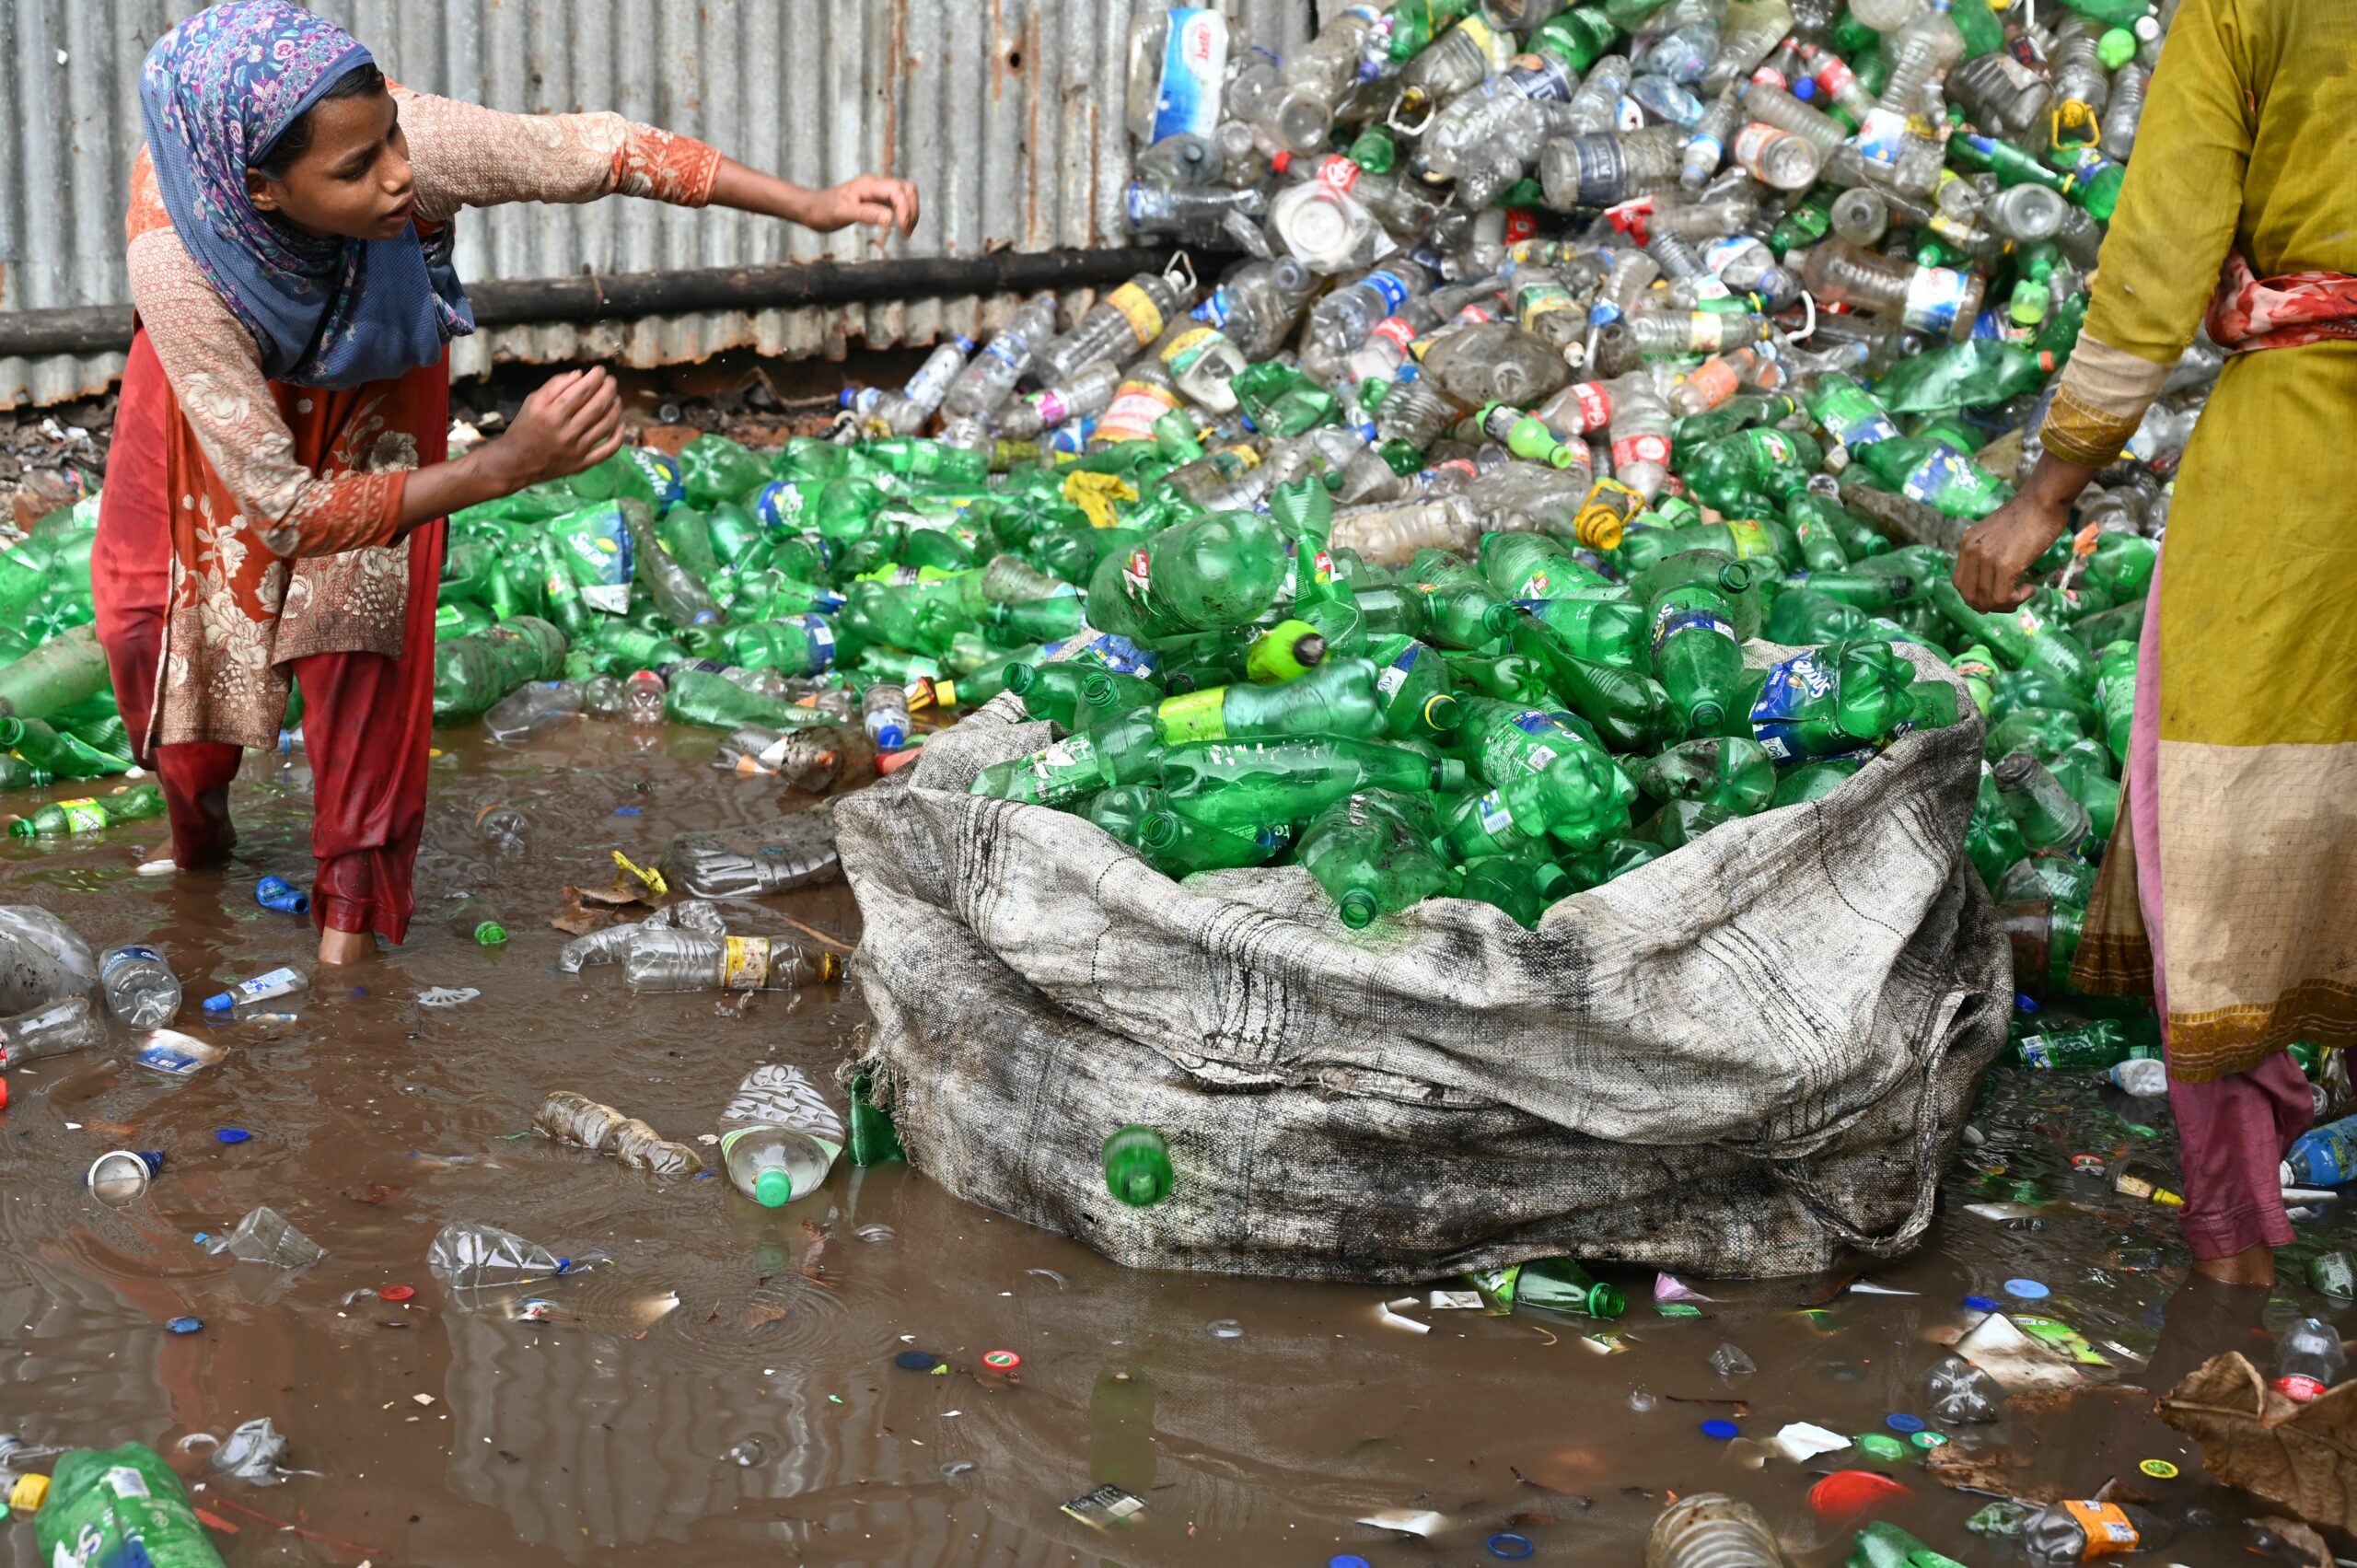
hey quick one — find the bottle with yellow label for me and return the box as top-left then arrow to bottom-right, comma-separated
1151,657 -> 1383,745
11,783 -> 166,838
623,931 -> 841,993
1035,269 -> 1195,387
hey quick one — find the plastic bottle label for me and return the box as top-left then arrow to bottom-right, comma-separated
1097,383 -> 1181,446
2018,1035 -> 2067,1069
1031,388 -> 1070,426
1474,791 -> 1516,840
2058,1500 -> 2139,1556
1747,649 -> 1837,761
1191,287 -> 1234,329
1854,106 -> 1910,167
137,1040 -> 213,1076
1724,518 -> 1776,559
1314,154 -> 1363,193
1362,272 -> 1411,314
1370,315 -> 1420,351
1902,446 -> 1976,504
105,1464 -> 152,1499
1817,393 -> 1899,449
1155,687 -> 1231,744
234,966 -> 305,1002
1159,325 -> 1227,378
1900,265 -> 1976,336
1106,284 -> 1166,347
1517,284 -> 1577,329
722,936 -> 772,990
1149,8 -> 1228,142
46,797 -> 105,832
1568,381 -> 1614,433
981,333 -> 1030,373
1730,123 -> 1793,180
1610,431 -> 1671,469
102,945 -> 163,978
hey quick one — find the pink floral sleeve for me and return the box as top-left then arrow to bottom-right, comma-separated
396,87 -> 723,221
125,208 -> 403,560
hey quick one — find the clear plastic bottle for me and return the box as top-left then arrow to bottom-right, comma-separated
1730,122 -> 1819,189
717,725 -> 848,791
1568,53 -> 1634,133
476,801 -> 529,853
862,683 -> 912,750
1701,0 -> 1794,93
1191,257 -> 1320,360
0,995 -> 101,1070
1607,372 -> 1676,496
877,335 -> 975,434
1981,182 -> 2068,244
1876,0 -> 1964,113
1126,174 -> 1271,245
1346,298 -> 1443,383
1947,51 -> 2051,135
205,1205 -> 327,1270
1125,5 -> 1230,144
483,679 -> 585,741
663,837 -> 842,898
99,944 -> 180,1029
718,1063 -> 848,1207
1257,4 -> 1389,154
2102,61 -> 2148,160
623,669 -> 668,726
1306,261 -> 1435,368
1036,269 -> 1194,385
200,965 -> 309,1018
942,292 -> 1060,419
623,931 -> 840,993
2049,17 -> 2112,120
1329,494 -> 1485,567
1800,239 -> 1984,341
1703,234 -> 1800,308
1375,375 -> 1457,452
2274,1316 -> 2346,1401
1829,185 -> 1889,244
1922,1353 -> 2000,1423
1538,126 -> 1686,209
1643,1493 -> 1788,1567
536,1089 -> 702,1176
1269,175 -> 1383,272
427,1221 -> 577,1290
994,361 -> 1120,440
1737,79 -> 1848,159
1640,23 -> 1720,85
555,900 -> 726,973
1680,86 -> 1744,189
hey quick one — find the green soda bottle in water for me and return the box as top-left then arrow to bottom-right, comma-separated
34,1443 -> 229,1566
1103,1125 -> 1173,1206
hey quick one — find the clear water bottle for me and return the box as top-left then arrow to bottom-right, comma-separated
1922,1353 -> 1999,1423
99,944 -> 180,1029
718,1063 -> 847,1207
942,292 -> 1060,420
861,683 -> 912,750
204,1204 -> 327,1270
2101,61 -> 2148,160
714,726 -> 845,791
536,1089 -> 702,1175
1305,262 -> 1434,370
662,833 -> 842,898
1034,269 -> 1194,388
476,802 -> 529,854
483,679 -> 584,741
1643,1493 -> 1788,1567
201,965 -> 309,1018
2274,1316 -> 2346,1401
427,1221 -> 578,1290
0,995 -> 102,1070
856,335 -> 974,434
623,669 -> 668,726
554,899 -> 726,973
996,360 -> 1123,440
622,931 -> 840,993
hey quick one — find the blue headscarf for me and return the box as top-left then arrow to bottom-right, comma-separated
138,1 -> 473,389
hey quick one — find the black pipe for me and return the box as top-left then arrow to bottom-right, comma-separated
0,247 -> 1228,361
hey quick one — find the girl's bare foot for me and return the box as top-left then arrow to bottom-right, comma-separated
318,927 -> 374,966
2192,1242 -> 2275,1287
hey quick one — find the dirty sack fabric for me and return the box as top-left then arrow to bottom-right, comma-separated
838,644 -> 2010,1282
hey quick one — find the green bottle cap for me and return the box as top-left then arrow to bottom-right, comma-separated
475,922 -> 508,946
755,1167 -> 794,1207
1854,1433 -> 1910,1462
2096,27 -> 2138,67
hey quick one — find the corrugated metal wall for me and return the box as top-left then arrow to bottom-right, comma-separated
0,0 -> 1315,407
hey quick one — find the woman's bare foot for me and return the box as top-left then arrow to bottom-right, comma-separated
2192,1242 -> 2276,1287
317,927 -> 374,966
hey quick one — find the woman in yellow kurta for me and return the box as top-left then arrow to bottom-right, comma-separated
1956,0 -> 2357,1287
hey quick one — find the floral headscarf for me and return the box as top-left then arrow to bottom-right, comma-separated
138,0 -> 472,389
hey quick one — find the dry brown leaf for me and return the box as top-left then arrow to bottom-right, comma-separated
737,1299 -> 788,1330
548,886 -> 616,936
2255,1516 -> 2332,1568
2159,1352 -> 2357,1534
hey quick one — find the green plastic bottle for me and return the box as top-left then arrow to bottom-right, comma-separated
34,1442 -> 229,1567
0,622 -> 110,721
1295,792 -> 1456,928
1366,633 -> 1462,738
1452,850 -> 1571,929
1439,745 -> 1635,860
2095,640 -> 2137,765
663,668 -> 836,733
1510,618 -> 1674,754
0,715 -> 127,780
1781,493 -> 1857,572
970,713 -> 1166,807
1850,437 -> 2014,520
1984,706 -> 2087,766
1848,1519 -> 1971,1568
1992,749 -> 2092,854
1875,340 -> 2060,415
1514,596 -> 1646,669
431,617 -> 570,725
1514,1257 -> 1627,1319
11,783 -> 167,837
1451,697 -> 1605,787
1804,373 -> 1903,452
1647,580 -> 1747,737
1926,579 -> 2098,700
1678,426 -> 1823,513
1132,808 -> 1292,876
1086,511 -> 1290,640
1772,757 -> 1864,806
1480,532 -> 1610,602
677,433 -> 771,505
1739,643 -> 1917,761
1153,657 -> 1383,743
1103,1125 -> 1174,1206
1159,736 -> 1466,831
1634,738 -> 1777,815
1613,517 -> 1796,575
1442,652 -> 1553,704
725,616 -> 838,678
2015,1018 -> 2135,1071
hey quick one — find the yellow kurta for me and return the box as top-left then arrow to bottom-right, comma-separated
2049,0 -> 2357,1078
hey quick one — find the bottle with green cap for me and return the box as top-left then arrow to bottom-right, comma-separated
1295,791 -> 1455,928
1103,1124 -> 1174,1206
719,1063 -> 847,1208
445,896 -> 509,947
1160,736 -> 1467,831
11,783 -> 167,838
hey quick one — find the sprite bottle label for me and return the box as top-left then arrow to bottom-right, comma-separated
56,798 -> 108,834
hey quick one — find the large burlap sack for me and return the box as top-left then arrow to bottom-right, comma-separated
838,643 -> 2010,1282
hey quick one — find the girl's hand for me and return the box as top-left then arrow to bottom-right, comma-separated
492,367 -> 625,488
1954,494 -> 2071,611
800,175 -> 920,237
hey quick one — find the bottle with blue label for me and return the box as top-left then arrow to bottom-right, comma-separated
2285,1114 -> 2357,1188
202,966 -> 309,1019
1125,6 -> 1229,145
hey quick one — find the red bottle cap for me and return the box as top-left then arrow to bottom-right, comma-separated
981,1349 -> 1021,1372
379,1284 -> 417,1303
1807,1469 -> 1910,1517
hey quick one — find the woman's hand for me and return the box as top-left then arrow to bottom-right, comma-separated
795,175 -> 920,238
1952,451 -> 2099,611
491,367 -> 626,488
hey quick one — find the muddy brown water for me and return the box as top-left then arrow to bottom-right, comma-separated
0,720 -> 2336,1565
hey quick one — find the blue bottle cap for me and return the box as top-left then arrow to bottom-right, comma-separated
216,1128 -> 251,1144
895,1349 -> 941,1372
166,1317 -> 203,1335
1963,1294 -> 1999,1311
202,992 -> 234,1014
1886,1412 -> 1927,1434
1488,1535 -> 1536,1561
1329,1559 -> 1373,1568
2003,1277 -> 2049,1300
2014,992 -> 2040,1014
613,806 -> 641,817
1701,1419 -> 1739,1439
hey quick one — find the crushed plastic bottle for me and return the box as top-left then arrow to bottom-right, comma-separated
536,1089 -> 703,1176
0,995 -> 101,1070
427,1221 -> 584,1292
204,1206 -> 326,1272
